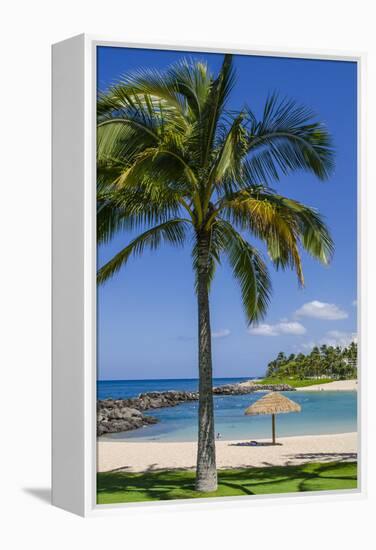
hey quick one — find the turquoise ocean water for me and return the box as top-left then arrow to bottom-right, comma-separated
97,378 -> 357,442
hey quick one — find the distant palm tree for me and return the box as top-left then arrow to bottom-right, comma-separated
97,55 -> 334,492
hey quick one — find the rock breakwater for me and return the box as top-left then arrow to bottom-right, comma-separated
97,382 -> 295,436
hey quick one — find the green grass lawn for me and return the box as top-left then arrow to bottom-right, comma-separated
97,461 -> 357,504
255,377 -> 334,388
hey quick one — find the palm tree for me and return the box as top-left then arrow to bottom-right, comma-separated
96,55 -> 334,492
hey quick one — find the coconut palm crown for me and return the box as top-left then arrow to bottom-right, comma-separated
97,54 -> 334,492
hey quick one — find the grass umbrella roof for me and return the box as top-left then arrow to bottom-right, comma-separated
245,392 -> 301,416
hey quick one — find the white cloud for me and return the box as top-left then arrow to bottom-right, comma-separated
212,329 -> 231,339
278,322 -> 307,335
248,324 -> 279,336
301,331 -> 357,351
321,330 -> 357,347
295,300 -> 348,320
248,321 -> 306,337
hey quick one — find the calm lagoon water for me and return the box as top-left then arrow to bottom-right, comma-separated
97,378 -> 357,442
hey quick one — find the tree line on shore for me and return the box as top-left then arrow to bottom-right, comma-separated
265,342 -> 357,380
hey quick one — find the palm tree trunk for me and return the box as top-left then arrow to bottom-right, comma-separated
195,231 -> 218,492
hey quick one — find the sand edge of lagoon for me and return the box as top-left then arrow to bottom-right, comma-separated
295,380 -> 357,392
97,432 -> 357,473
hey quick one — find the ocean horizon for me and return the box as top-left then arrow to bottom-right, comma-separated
97,377 -> 253,400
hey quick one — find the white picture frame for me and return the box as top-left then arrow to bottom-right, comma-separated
52,34 -> 366,517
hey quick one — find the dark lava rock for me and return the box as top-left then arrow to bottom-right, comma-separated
97,403 -> 158,437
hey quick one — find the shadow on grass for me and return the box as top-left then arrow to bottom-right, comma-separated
97,461 -> 357,504
288,452 -> 357,461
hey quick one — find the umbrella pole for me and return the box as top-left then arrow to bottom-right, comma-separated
272,414 -> 276,445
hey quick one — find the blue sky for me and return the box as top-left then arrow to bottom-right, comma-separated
97,46 -> 357,381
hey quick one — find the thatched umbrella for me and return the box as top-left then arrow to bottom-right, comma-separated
244,392 -> 301,444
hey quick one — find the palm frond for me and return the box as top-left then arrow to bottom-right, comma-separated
220,187 -> 334,284
97,57 -> 212,125
245,93 -> 334,183
97,219 -> 190,284
114,146 -> 196,196
216,220 -> 272,323
201,54 -> 236,167
97,118 -> 158,175
97,71 -> 186,122
209,113 -> 247,186
165,58 -> 212,119
97,184 -> 183,244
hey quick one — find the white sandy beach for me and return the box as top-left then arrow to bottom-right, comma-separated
296,380 -> 357,391
239,379 -> 357,392
97,432 -> 357,473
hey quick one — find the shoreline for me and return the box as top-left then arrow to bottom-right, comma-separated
97,432 -> 357,473
239,379 -> 357,392
295,380 -> 357,392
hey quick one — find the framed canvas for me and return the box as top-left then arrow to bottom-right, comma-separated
52,34 -> 366,517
